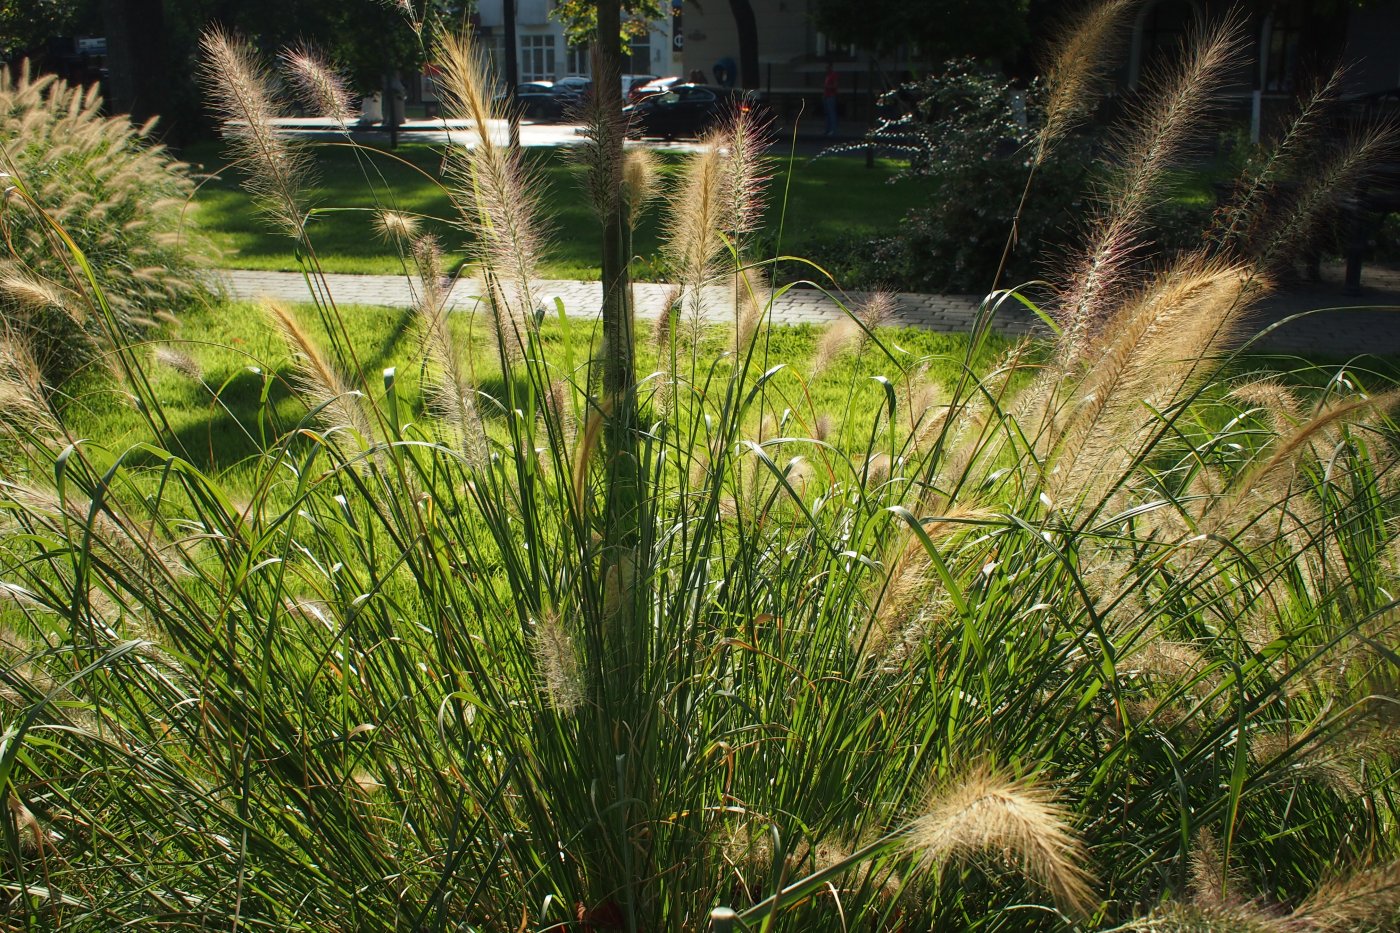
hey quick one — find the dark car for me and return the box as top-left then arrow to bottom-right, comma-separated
621,73 -> 659,101
550,76 -> 593,117
623,84 -> 761,140
495,82 -> 559,120
628,75 -> 680,103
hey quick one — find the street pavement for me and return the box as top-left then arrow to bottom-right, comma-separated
217,264 -> 1400,358
265,114 -> 872,156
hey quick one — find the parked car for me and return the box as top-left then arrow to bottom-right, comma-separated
621,73 -> 658,100
628,75 -> 680,103
495,81 -> 559,120
622,84 -> 763,140
550,76 -> 593,117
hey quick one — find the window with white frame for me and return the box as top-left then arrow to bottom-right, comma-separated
566,42 -> 591,77
520,35 -> 556,82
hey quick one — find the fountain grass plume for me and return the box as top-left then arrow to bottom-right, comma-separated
434,32 -> 544,359
279,45 -> 354,129
665,135 -> 726,334
1058,13 -> 1245,345
531,609 -> 584,714
199,29 -> 310,238
264,300 -> 375,444
1253,119 -> 1400,273
622,147 -> 662,224
902,765 -> 1097,920
1037,0 -> 1134,163
408,235 -> 486,465
1210,66 -> 1347,257
1045,258 -> 1256,506
0,334 -> 58,441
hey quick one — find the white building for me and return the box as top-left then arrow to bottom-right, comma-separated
472,1 -> 682,84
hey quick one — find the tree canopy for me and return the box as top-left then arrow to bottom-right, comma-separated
0,0 -> 97,57
550,0 -> 666,50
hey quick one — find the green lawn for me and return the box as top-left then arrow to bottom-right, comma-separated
185,141 -> 932,279
63,296 -> 1002,494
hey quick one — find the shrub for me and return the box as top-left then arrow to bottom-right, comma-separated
0,63 -> 207,384
2,9 -> 1400,933
830,58 -> 1093,293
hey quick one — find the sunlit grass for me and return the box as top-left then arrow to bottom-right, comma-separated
188,141 -> 933,279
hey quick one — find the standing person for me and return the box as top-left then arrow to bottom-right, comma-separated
823,63 -> 839,136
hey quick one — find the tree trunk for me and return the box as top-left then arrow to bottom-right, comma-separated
727,0 -> 760,89
594,1 -> 640,613
592,10 -> 643,925
101,0 -> 168,129
503,0 -> 520,148
595,1 -> 633,409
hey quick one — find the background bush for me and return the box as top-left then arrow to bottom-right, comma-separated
0,64 -> 208,384
811,59 -> 1093,293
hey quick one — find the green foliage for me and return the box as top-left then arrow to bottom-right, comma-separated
550,0 -> 665,50
0,0 -> 94,55
189,142 -> 927,278
833,59 -> 1089,292
0,64 -> 208,383
2,15 -> 1400,933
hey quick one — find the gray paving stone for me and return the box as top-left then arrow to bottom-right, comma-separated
214,265 -> 1400,356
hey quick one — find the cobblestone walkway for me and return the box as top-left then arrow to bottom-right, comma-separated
217,265 -> 1400,357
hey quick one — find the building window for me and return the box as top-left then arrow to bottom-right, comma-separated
520,34 -> 556,82
1128,0 -> 1198,88
566,42 -> 591,77
1263,11 -> 1302,92
628,38 -> 651,74
1140,1 -> 1194,68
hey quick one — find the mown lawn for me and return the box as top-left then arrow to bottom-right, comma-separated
185,141 -> 934,279
62,296 -> 1003,494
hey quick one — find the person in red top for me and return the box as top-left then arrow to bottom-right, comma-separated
823,63 -> 839,136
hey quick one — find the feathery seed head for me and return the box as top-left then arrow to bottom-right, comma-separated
435,33 -> 544,349
532,610 -> 584,714
0,266 -> 77,319
1057,14 -> 1246,338
0,336 -> 57,439
1038,0 -> 1133,160
153,345 -> 203,380
375,210 -> 421,244
1293,860 -> 1400,932
856,291 -> 896,331
666,139 -> 727,319
264,301 -> 374,443
622,146 -> 661,221
279,45 -> 354,129
200,29 -> 310,236
811,318 -> 862,376
903,765 -> 1097,919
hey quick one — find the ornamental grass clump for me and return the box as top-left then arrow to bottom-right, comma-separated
2,5 -> 1400,931
0,63 -> 208,384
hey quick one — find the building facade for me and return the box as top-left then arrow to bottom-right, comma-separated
472,0 -> 682,84
679,0 -> 924,126
679,0 -> 1400,130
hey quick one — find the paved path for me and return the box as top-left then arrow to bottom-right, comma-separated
217,269 -> 1037,336
217,265 -> 1400,357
